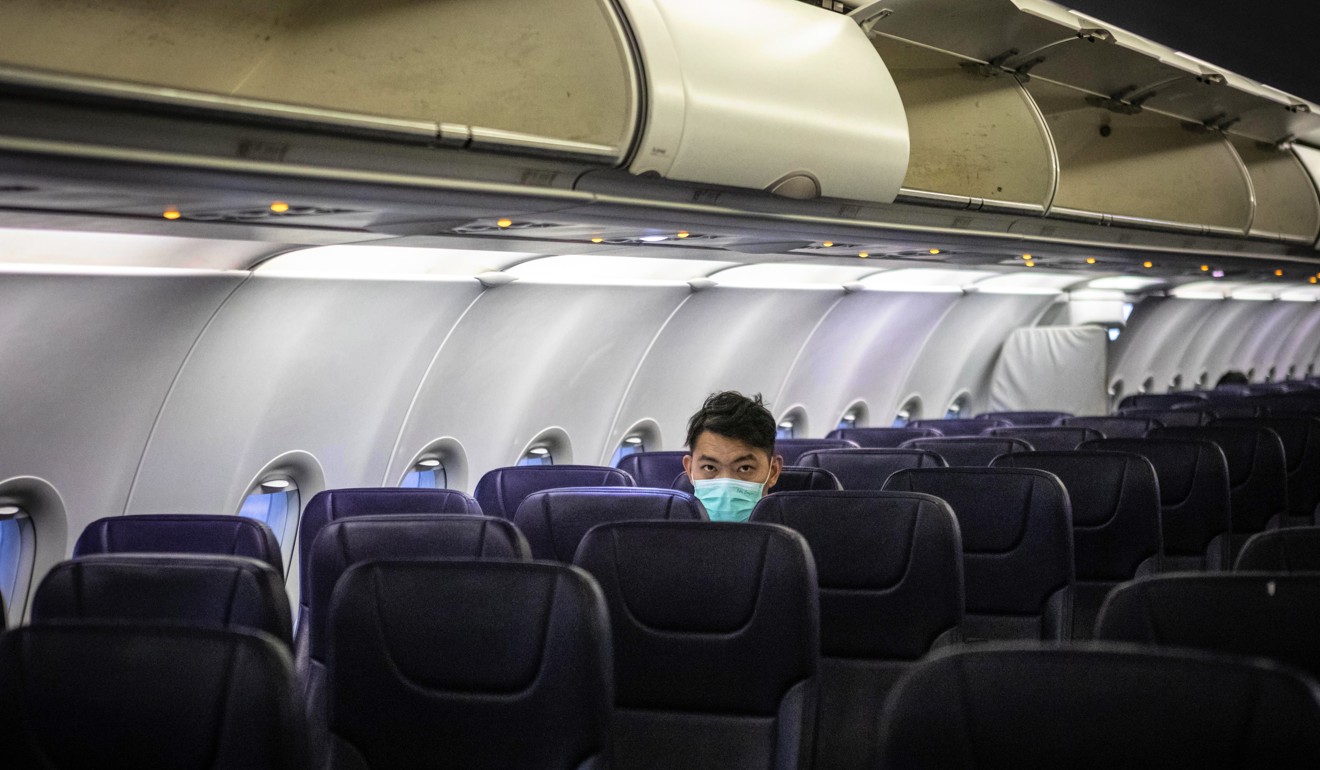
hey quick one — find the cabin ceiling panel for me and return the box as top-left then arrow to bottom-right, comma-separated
0,0 -> 637,152
0,272 -> 243,546
129,276 -> 484,516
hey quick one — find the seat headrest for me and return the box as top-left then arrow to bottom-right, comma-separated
825,427 -> 944,447
1149,426 -> 1287,532
74,514 -> 282,573
773,438 -> 859,465
1237,528 -> 1320,571
795,448 -> 947,490
751,490 -> 963,659
982,426 -> 1103,452
474,465 -> 635,519
32,554 -> 292,646
1057,416 -> 1163,439
308,514 -> 528,660
670,465 -> 841,494
327,560 -> 610,768
908,418 -> 1010,436
574,521 -> 818,714
513,487 -> 706,562
0,623 -> 303,769
879,643 -> 1320,767
899,436 -> 1033,466
977,411 -> 1072,426
614,451 -> 689,488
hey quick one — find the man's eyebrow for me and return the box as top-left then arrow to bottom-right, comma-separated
695,453 -> 758,464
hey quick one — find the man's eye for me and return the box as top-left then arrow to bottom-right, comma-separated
739,466 -> 754,473
700,465 -> 717,472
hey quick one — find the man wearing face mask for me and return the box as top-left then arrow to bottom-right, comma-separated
682,391 -> 783,522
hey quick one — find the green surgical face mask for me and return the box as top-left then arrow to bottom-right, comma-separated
692,467 -> 773,522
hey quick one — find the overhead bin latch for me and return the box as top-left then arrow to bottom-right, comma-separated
847,1 -> 893,35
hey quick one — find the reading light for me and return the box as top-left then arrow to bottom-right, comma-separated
1212,270 -> 1225,278
1143,261 -> 1154,268
590,237 -> 604,243
676,231 -> 690,239
639,235 -> 667,243
260,479 -> 291,490
496,218 -> 513,228
1022,254 -> 1032,260
1086,258 -> 1096,264
822,241 -> 834,247
417,459 -> 442,468
1201,265 -> 1210,271
269,201 -> 290,213
1275,269 -> 1284,277
928,248 -> 941,255
1311,277 -> 1317,284
858,251 -> 870,258
162,209 -> 181,220
1024,261 -> 1035,267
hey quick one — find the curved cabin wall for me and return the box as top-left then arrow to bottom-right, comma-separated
873,35 -> 1057,211
0,0 -> 638,152
1026,79 -> 1254,233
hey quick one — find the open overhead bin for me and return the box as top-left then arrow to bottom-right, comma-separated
1227,136 -> 1320,245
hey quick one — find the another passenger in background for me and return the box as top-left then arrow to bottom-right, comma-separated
683,391 -> 783,522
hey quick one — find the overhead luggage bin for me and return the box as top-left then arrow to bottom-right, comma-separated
1227,136 -> 1320,245
617,0 -> 910,202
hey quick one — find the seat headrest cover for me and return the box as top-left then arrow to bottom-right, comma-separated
0,623 -> 303,769
751,490 -> 963,659
992,451 -> 1161,580
978,411 -> 1072,426
1096,574 -> 1320,679
773,438 -> 860,465
327,560 -> 611,768
795,449 -> 947,491
826,427 -> 944,447
909,418 -> 1011,436
513,487 -> 707,561
1058,416 -> 1163,439
474,465 -> 636,519
983,427 -> 1103,452
574,521 -> 819,714
615,451 -> 689,488
297,487 -> 483,596
74,514 -> 282,572
898,437 -> 1033,466
883,468 -> 1072,616
32,554 -> 293,646
1237,528 -> 1320,571
879,643 -> 1320,768
308,514 -> 529,660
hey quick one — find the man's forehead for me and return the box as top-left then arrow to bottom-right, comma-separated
691,431 -> 772,460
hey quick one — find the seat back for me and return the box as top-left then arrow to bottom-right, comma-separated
898,436 -> 1033,466
474,465 -> 635,519
991,451 -> 1162,638
883,468 -> 1073,641
1081,438 -> 1232,571
671,465 -> 843,494
877,645 -> 1320,768
1236,527 -> 1320,571
1097,574 -> 1320,680
1056,415 -> 1164,438
32,554 -> 292,646
74,514 -> 282,572
773,438 -> 860,465
0,623 -> 304,769
977,410 -> 1072,426
825,427 -> 943,447
750,491 -> 963,770
1117,407 -> 1212,426
908,418 -> 1010,436
1214,417 -> 1320,527
1118,392 -> 1207,410
327,561 -> 612,769
982,426 -> 1103,451
795,448 -> 946,490
513,487 -> 706,562
1150,426 -> 1288,553
574,521 -> 818,770
1178,402 -> 1266,419
614,451 -> 688,488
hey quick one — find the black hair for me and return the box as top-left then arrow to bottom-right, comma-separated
1216,370 -> 1250,387
685,391 -> 776,455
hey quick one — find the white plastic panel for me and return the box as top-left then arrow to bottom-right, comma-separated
708,263 -> 883,288
972,270 -> 1081,294
257,245 -> 538,279
619,0 -> 909,202
861,268 -> 997,292
0,228 -> 282,270
506,255 -> 734,284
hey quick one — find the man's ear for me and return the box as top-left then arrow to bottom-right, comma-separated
682,453 -> 693,479
767,454 -> 783,488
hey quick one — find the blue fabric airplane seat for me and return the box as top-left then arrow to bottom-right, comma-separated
615,451 -> 688,488
1082,437 -> 1232,572
1236,527 -> 1320,571
898,436 -> 1033,466
474,465 -> 635,519
883,467 -> 1073,641
1117,392 -> 1207,410
302,513 -> 529,767
795,448 -> 946,490
908,418 -> 1010,436
670,465 -> 842,495
982,426 -> 1103,451
1097,573 -> 1320,680
574,521 -> 819,770
326,561 -> 611,769
877,644 -> 1320,768
1117,407 -> 1212,426
1150,425 -> 1288,555
825,427 -> 943,447
977,410 -> 1072,426
772,438 -> 859,465
992,451 -> 1162,638
750,491 -> 962,770
1056,415 -> 1164,438
1213,416 -> 1320,528
74,513 -> 282,572
514,487 -> 706,562
32,553 -> 292,646
0,623 -> 304,769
